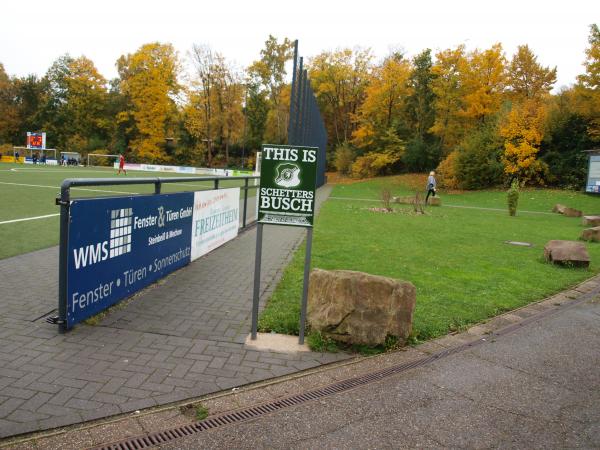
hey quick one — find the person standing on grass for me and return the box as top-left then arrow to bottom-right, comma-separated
426,170 -> 437,204
117,154 -> 127,175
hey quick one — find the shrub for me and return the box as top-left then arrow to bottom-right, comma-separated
435,151 -> 460,189
507,179 -> 519,216
455,125 -> 505,189
351,152 -> 398,179
334,144 -> 355,175
381,185 -> 392,211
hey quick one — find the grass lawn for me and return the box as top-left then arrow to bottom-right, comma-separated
0,163 -> 257,260
258,175 -> 600,346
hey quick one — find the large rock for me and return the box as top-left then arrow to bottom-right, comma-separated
582,216 -> 600,227
307,269 -> 416,346
544,240 -> 590,267
581,227 -> 600,242
552,204 -> 582,217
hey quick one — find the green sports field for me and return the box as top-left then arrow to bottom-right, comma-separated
0,163 -> 256,260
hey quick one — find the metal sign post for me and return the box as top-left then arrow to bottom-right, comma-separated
250,144 -> 319,344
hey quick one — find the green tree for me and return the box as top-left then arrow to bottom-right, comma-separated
0,64 -> 19,144
404,49 -> 440,171
247,35 -> 293,144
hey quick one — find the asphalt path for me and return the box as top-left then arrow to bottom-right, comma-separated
161,297 -> 600,449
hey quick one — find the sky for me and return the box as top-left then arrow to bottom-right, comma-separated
1,0 -> 598,90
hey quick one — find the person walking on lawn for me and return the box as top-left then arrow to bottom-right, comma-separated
426,170 -> 437,204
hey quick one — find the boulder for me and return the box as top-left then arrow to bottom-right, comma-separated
582,216 -> 600,227
552,204 -> 582,217
580,227 -> 600,242
544,240 -> 590,267
307,269 -> 416,346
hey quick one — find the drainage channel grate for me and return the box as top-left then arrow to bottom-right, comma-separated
92,286 -> 600,450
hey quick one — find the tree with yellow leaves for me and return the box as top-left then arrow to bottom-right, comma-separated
507,45 -> 556,101
430,45 -> 467,152
309,48 -> 373,147
117,43 -> 180,163
352,53 -> 412,153
501,99 -> 548,184
460,43 -> 507,124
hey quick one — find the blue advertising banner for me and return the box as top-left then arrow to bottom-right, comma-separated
66,192 -> 194,327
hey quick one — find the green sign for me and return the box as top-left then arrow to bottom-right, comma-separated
258,144 -> 318,227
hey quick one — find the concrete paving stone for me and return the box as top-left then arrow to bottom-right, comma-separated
204,368 -> 239,378
140,382 -> 174,394
47,387 -> 79,406
118,397 -> 157,413
19,392 -> 53,413
0,387 -> 37,401
53,377 -> 87,389
0,420 -> 41,439
73,382 -> 104,401
189,360 -> 211,373
208,357 -> 227,369
37,403 -> 81,417
79,404 -> 122,422
161,377 -> 196,389
0,368 -> 26,379
6,408 -> 50,423
35,412 -> 84,435
116,386 -> 153,400
123,373 -> 150,389
63,397 -> 104,411
146,368 -> 172,385
0,397 -> 26,418
23,382 -> 62,395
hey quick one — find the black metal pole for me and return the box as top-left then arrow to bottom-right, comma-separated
57,182 -> 71,333
287,40 -> 299,144
251,223 -> 264,339
243,178 -> 249,228
298,227 -> 313,344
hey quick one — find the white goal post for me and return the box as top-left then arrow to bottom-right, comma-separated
87,153 -> 120,167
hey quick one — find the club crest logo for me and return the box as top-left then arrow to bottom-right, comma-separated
274,163 -> 301,188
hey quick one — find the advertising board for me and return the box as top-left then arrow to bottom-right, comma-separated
586,155 -> 600,193
65,188 -> 241,328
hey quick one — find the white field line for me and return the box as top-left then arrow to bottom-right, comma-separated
327,196 -> 555,215
0,213 -> 60,225
0,181 -> 139,195
10,167 -> 114,173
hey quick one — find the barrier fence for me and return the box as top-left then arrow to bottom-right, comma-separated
54,175 -> 259,332
287,40 -> 328,187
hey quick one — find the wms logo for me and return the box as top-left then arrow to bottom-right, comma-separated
72,208 -> 133,270
110,208 -> 132,257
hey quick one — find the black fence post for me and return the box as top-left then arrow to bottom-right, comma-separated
243,177 -> 249,228
57,182 -> 71,333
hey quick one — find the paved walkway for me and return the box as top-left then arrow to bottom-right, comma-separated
0,185 -> 350,439
161,286 -> 600,449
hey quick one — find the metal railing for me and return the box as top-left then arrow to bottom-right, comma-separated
55,175 -> 259,333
